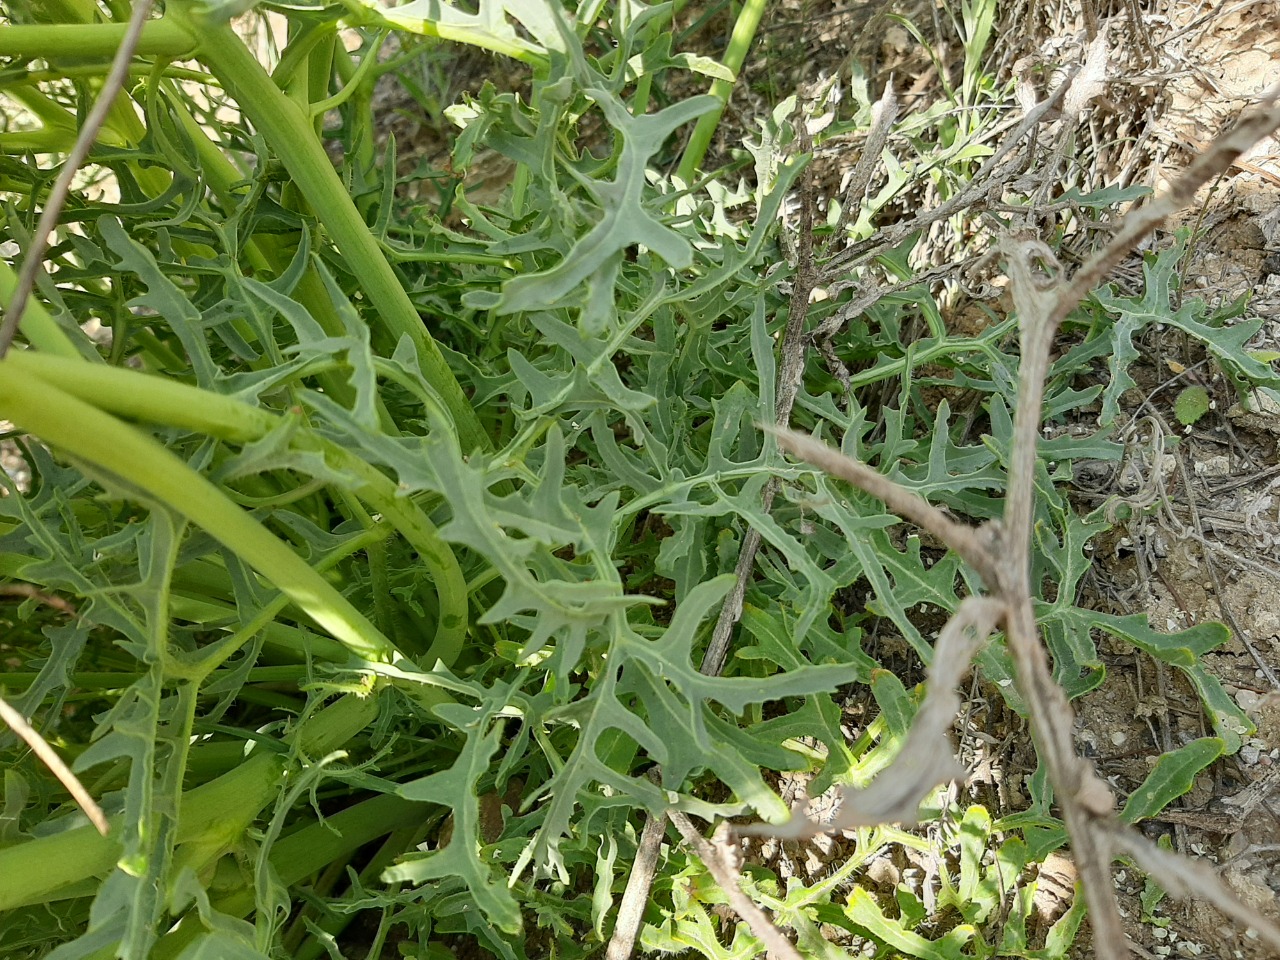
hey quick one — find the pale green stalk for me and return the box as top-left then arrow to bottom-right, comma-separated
674,0 -> 768,182
0,361 -> 400,663
9,350 -> 469,665
0,18 -> 194,60
168,0 -> 488,453
0,695 -> 377,911
0,261 -> 88,359
151,793 -> 426,960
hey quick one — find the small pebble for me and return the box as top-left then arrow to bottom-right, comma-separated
1235,689 -> 1261,712
1110,731 -> 1127,746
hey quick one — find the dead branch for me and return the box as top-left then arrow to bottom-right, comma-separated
824,80 -> 898,255
668,811 -> 804,960
767,425 -> 1001,585
741,596 -> 1005,839
604,812 -> 668,960
0,695 -> 109,836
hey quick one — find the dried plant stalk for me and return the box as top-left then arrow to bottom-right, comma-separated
0,695 -> 109,837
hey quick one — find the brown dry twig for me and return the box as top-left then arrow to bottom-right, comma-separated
668,811 -> 804,960
0,583 -> 78,617
824,79 -> 898,256
742,595 -> 1005,838
0,695 -> 109,836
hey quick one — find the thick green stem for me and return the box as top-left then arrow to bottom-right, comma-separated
674,0 -> 768,182
0,695 -> 377,911
150,792 -> 427,960
0,18 -> 195,60
0,261 -> 89,359
10,350 -> 469,665
0,361 -> 400,663
169,2 -> 487,453
8,349 -> 274,439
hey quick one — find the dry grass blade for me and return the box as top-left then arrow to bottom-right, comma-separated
0,694 -> 109,836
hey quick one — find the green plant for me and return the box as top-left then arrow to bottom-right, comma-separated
0,3 -> 1275,959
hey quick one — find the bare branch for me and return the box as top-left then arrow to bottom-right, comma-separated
746,596 -> 1005,839
766,424 -> 1001,585
825,80 -> 898,254
606,811 -> 668,960
1112,826 -> 1280,952
668,811 -> 804,960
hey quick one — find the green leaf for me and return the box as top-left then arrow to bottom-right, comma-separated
871,670 -> 915,740
1175,385 -> 1211,425
387,697 -> 522,934
1097,311 -> 1142,427
97,216 -> 219,388
844,887 -> 975,960
1121,737 -> 1224,823
1085,612 -> 1251,751
495,91 -> 720,319
344,0 -> 564,61
1092,236 -> 1280,401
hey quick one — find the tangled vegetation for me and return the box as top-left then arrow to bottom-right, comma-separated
1,2 -> 1278,958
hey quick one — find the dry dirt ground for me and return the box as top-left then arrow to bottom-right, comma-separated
742,2 -> 1280,958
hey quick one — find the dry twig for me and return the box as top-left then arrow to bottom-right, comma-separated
0,695 -> 109,836
668,812 -> 804,960
0,583 -> 78,616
